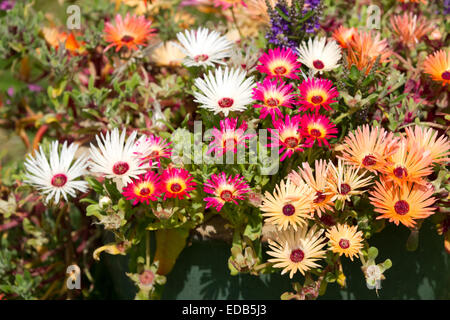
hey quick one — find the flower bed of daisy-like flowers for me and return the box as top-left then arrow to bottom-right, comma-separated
0,0 -> 449,300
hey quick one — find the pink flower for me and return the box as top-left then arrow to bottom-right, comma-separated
256,47 -> 302,80
122,171 -> 162,205
160,167 -> 197,200
207,118 -> 256,156
134,134 -> 172,167
268,114 -> 308,161
204,172 -> 250,212
297,78 -> 339,114
252,78 -> 296,121
300,113 -> 338,147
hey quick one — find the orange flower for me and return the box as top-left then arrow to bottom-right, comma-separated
369,180 -> 436,228
332,26 -> 357,49
43,27 -> 84,55
379,137 -> 433,186
405,125 -> 450,164
104,13 -> 156,52
337,125 -> 399,173
422,49 -> 450,86
346,30 -> 392,74
390,13 -> 433,48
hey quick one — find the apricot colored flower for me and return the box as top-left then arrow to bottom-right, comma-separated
332,26 -> 357,49
338,125 -> 399,173
390,13 -> 432,48
379,138 -> 433,186
346,31 -> 391,74
369,180 -> 436,228
422,49 -> 450,86
104,14 -> 156,52
288,160 -> 334,217
405,125 -> 450,164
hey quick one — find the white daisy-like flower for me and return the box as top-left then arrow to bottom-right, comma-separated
88,128 -> 150,189
24,141 -> 89,204
297,37 -> 342,75
193,67 -> 255,116
176,27 -> 233,67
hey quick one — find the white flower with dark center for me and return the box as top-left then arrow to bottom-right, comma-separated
297,37 -> 342,75
176,27 -> 233,67
193,67 -> 255,116
24,141 -> 89,204
89,128 -> 150,189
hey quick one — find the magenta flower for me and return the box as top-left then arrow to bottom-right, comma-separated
204,172 -> 250,212
252,78 -> 296,121
300,113 -> 338,147
207,118 -> 256,156
268,114 -> 308,161
256,47 -> 302,80
297,77 -> 339,114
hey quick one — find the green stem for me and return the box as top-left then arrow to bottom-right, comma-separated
146,230 -> 151,268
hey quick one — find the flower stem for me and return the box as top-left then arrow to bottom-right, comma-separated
230,7 -> 243,41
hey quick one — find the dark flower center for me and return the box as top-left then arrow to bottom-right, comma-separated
140,187 -> 151,196
220,190 -> 233,202
284,137 -> 299,148
149,150 -> 159,157
394,200 -> 409,215
340,183 -> 351,195
194,54 -> 209,62
313,60 -> 325,69
311,95 -> 324,104
290,249 -> 305,263
121,35 -> 135,43
170,183 -> 182,193
51,174 -> 67,187
310,128 -> 322,137
314,191 -> 326,204
393,166 -> 408,179
139,270 -> 155,286
339,238 -> 350,249
362,155 -> 376,167
273,66 -> 287,75
441,71 -> 450,80
112,161 -> 130,175
266,97 -> 279,107
282,204 -> 295,216
218,97 -> 234,108
224,138 -> 237,150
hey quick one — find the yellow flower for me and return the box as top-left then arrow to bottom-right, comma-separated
327,159 -> 373,206
260,179 -> 314,231
326,224 -> 364,261
267,225 -> 327,278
